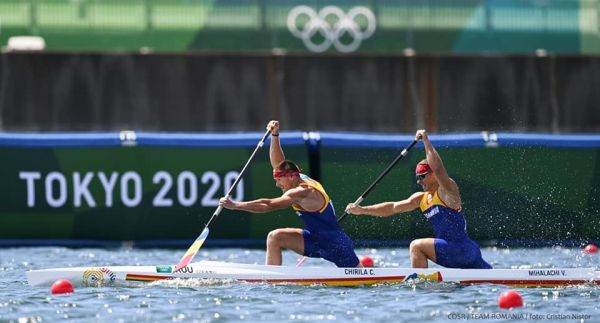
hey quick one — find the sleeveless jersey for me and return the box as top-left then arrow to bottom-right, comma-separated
419,190 -> 468,242
292,174 -> 341,232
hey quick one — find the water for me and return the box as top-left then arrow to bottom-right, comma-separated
1,246 -> 598,322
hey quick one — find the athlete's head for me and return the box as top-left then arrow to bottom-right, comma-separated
273,160 -> 302,191
415,159 -> 436,191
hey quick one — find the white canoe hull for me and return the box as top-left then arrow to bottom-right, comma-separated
27,261 -> 600,288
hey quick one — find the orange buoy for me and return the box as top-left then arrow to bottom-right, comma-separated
359,255 -> 374,267
51,279 -> 74,295
498,290 -> 523,309
583,244 -> 598,254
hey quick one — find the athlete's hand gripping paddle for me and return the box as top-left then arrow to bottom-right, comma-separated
174,129 -> 272,272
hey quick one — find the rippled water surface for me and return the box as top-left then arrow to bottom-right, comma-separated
1,246 -> 598,322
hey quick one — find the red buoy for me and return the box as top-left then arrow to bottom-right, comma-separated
498,290 -> 523,309
51,279 -> 74,295
359,255 -> 374,267
583,244 -> 598,254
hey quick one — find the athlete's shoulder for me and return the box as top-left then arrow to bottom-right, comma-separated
299,173 -> 319,184
411,191 -> 426,200
437,176 -> 461,197
437,183 -> 462,210
285,185 -> 311,199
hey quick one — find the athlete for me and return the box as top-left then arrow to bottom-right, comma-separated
219,120 -> 360,267
345,130 -> 492,269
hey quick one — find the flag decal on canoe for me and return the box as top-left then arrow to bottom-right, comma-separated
403,271 -> 442,283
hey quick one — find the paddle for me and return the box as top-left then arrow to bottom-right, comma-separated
336,139 -> 418,224
296,139 -> 419,267
174,129 -> 272,272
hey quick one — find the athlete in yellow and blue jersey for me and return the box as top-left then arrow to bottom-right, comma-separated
219,120 -> 360,267
346,130 -> 491,269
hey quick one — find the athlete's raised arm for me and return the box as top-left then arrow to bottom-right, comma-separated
416,130 -> 462,209
267,120 -> 285,169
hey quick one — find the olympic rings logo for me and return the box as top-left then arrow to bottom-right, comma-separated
287,6 -> 376,53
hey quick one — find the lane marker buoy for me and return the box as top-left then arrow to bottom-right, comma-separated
583,244 -> 598,254
498,290 -> 523,309
359,255 -> 374,267
51,279 -> 74,295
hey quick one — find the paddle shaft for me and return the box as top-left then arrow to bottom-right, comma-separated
203,129 -> 272,229
297,139 -> 418,267
174,129 -> 272,271
336,139 -> 418,223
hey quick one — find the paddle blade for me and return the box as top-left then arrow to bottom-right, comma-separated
174,228 -> 209,272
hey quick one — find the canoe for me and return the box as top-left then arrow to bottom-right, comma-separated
27,261 -> 600,288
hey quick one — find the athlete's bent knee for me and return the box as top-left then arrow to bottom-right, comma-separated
267,230 -> 283,248
409,240 -> 422,253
